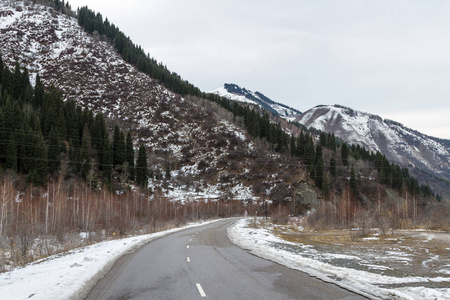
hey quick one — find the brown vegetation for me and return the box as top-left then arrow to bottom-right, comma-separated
0,175 -> 249,271
305,186 -> 449,234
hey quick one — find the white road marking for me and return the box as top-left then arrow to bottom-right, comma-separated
187,257 -> 190,263
196,283 -> 206,297
190,238 -> 192,242
187,245 -> 189,249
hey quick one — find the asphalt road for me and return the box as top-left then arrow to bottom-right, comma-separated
85,219 -> 367,300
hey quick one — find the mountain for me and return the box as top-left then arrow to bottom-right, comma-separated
209,83 -> 302,120
296,105 -> 450,196
0,1 -> 444,203
0,1 -> 309,202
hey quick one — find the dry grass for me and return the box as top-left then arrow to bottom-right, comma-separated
276,229 -> 399,246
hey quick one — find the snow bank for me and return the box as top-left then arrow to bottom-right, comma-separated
227,218 -> 450,300
0,220 -> 220,300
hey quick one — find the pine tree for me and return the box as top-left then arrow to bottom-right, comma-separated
330,155 -> 337,178
136,144 -> 148,187
34,132 -> 48,185
113,125 -> 126,167
315,144 -> 323,165
47,127 -> 61,175
102,134 -> 112,185
0,109 -> 6,162
328,133 -> 336,152
5,133 -> 17,171
314,157 -> 324,190
304,136 -> 315,172
27,132 -> 47,186
80,125 -> 92,179
0,54 -> 3,83
319,132 -> 327,147
297,131 -> 305,157
341,143 -> 349,166
1,66 -> 12,95
90,113 -> 106,168
68,138 -> 80,173
289,135 -> 296,156
18,126 -> 34,174
165,163 -> 171,180
64,100 -> 79,143
33,74 -> 44,108
12,62 -> 23,100
126,131 -> 135,181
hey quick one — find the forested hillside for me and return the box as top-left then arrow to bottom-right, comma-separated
0,57 -> 150,188
0,0 -> 447,272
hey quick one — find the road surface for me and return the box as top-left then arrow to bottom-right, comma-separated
85,219 -> 366,299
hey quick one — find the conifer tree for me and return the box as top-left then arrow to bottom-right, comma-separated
3,96 -> 15,132
319,132 -> 327,147
90,113 -> 106,167
0,54 -> 3,83
328,133 -> 336,152
80,125 -> 92,179
5,133 -> 17,171
102,134 -> 112,185
304,136 -> 315,172
47,127 -> 61,175
136,144 -> 148,187
68,139 -> 78,173
315,144 -> 323,165
296,131 -> 305,157
341,143 -> 349,166
12,62 -> 23,100
64,100 -> 79,142
33,74 -> 44,109
126,131 -> 135,181
1,65 -> 12,95
113,125 -> 126,167
314,157 -> 324,190
34,132 -> 48,185
289,135 -> 296,156
330,155 -> 337,178
0,109 -> 6,161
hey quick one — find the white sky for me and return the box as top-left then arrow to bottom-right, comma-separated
67,0 -> 450,139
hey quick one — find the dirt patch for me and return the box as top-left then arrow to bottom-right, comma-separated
266,223 -> 450,286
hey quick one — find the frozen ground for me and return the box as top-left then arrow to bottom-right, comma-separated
227,218 -> 450,300
1,218 -> 448,299
0,220 -> 221,300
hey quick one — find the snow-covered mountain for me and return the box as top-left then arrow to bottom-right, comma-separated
296,105 -> 450,195
0,1 -> 308,201
209,83 -> 302,120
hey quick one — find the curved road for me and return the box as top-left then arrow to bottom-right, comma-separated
85,219 -> 366,299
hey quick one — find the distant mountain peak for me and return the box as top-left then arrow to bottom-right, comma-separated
296,104 -> 450,196
208,83 -> 302,120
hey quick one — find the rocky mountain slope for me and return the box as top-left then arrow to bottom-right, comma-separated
209,83 -> 302,121
296,105 -> 450,196
0,1 -> 309,202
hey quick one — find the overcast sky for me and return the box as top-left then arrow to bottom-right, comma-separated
68,0 -> 450,139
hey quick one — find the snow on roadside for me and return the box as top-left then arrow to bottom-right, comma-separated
0,219 -> 220,300
227,218 -> 450,300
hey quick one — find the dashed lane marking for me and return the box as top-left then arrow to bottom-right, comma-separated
196,283 -> 206,297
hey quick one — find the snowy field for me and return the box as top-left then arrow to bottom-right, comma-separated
1,218 -> 448,299
227,218 -> 450,300
0,220 -> 221,300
